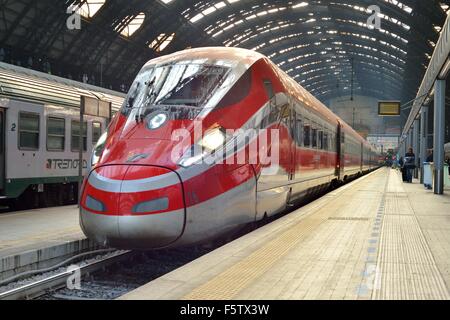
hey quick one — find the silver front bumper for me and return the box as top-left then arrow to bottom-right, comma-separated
80,208 -> 185,249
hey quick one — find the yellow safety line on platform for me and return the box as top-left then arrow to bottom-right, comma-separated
373,170 -> 450,300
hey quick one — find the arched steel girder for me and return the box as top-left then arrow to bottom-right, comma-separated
244,19 -> 433,77
294,63 -> 404,92
312,81 -> 395,102
356,63 -> 417,99
194,1 -> 435,56
0,0 -> 36,45
306,73 -> 403,99
299,69 -> 402,97
201,2 -> 436,93
263,31 -> 407,67
105,2 -> 412,84
188,0 -> 419,42
283,53 -> 405,87
309,82 -> 391,101
320,89 -> 390,102
265,36 -> 407,77
251,27 -> 411,100
287,62 -> 403,96
214,9 -> 413,53
246,23 -> 409,61
304,78 -> 401,100
10,1 -> 69,55
238,22 -> 411,66
267,48 -> 404,91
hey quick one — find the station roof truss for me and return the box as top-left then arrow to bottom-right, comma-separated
0,0 -> 449,105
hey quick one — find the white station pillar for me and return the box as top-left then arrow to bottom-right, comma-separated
413,119 -> 420,178
420,106 -> 428,184
433,80 -> 446,195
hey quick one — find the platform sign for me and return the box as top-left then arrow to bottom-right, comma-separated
99,100 -> 111,118
378,101 -> 401,116
81,96 -> 111,119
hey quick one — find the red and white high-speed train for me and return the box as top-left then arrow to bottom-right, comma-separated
80,47 -> 379,249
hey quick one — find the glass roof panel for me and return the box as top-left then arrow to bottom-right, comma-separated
79,0 -> 105,18
118,12 -> 146,37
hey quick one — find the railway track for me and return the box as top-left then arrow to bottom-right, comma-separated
0,250 -> 132,300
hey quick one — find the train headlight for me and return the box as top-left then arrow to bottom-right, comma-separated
178,127 -> 228,168
91,131 -> 108,167
200,128 -> 226,152
147,112 -> 168,130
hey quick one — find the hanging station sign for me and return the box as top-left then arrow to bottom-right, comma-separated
378,101 -> 401,116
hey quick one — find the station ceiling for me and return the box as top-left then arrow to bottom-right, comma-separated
0,0 -> 449,105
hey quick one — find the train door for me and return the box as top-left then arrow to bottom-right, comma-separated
360,142 -> 364,172
0,108 -> 4,192
336,123 -> 345,179
289,103 -> 296,182
278,97 -> 294,186
294,109 -> 303,181
286,102 -> 296,204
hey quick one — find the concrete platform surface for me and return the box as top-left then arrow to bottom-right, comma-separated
0,206 -> 96,282
0,205 -> 83,258
120,168 -> 450,300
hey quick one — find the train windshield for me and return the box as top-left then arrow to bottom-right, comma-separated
121,63 -> 230,118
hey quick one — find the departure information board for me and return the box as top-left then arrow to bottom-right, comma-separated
378,101 -> 401,116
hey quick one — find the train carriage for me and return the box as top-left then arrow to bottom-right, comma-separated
0,62 -> 125,208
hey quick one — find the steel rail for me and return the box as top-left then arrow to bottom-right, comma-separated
0,250 -> 132,300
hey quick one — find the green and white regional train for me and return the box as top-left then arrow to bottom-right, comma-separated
0,62 -> 125,208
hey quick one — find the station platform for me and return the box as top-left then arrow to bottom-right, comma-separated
0,206 -> 93,282
121,168 -> 450,300
0,205 -> 82,257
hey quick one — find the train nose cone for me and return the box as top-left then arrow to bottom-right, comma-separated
80,165 -> 186,249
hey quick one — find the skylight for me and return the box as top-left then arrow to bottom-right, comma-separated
119,13 -> 146,37
150,33 -> 175,52
79,0 -> 105,18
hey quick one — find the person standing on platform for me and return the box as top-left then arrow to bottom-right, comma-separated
426,149 -> 433,163
399,156 -> 406,182
446,156 -> 450,176
404,148 -> 416,183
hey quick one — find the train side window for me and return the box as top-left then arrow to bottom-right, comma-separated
295,114 -> 303,146
303,121 -> 311,147
47,117 -> 65,151
318,130 -> 324,150
323,132 -> 329,150
71,120 -> 88,152
263,80 -> 274,99
18,112 -> 40,150
92,122 -> 102,144
312,127 -> 318,148
331,132 -> 337,152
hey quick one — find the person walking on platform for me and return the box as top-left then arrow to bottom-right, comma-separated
404,148 -> 416,183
